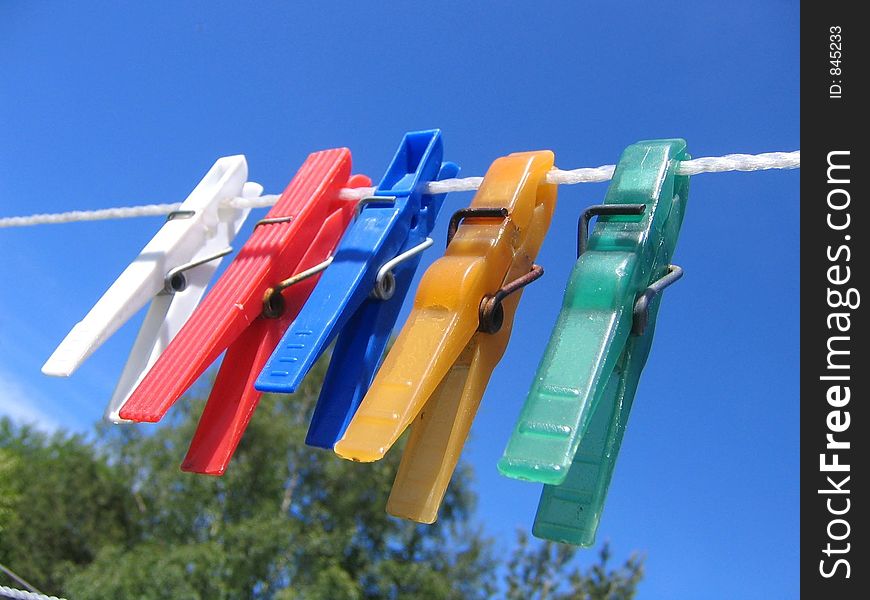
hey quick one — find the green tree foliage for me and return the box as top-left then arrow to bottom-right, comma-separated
506,531 -> 643,600
0,360 -> 643,599
0,420 -> 136,593
0,446 -> 19,537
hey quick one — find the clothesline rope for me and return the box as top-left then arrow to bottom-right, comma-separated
0,586 -> 66,600
0,150 -> 799,229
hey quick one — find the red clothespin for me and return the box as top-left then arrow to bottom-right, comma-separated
119,149 -> 370,475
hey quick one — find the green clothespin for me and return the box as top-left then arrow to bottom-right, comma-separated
497,139 -> 690,546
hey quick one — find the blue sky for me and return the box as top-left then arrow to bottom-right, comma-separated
1,2 -> 799,598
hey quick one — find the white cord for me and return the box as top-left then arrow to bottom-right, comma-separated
0,586 -> 66,600
0,203 -> 184,228
674,151 -> 800,176
0,150 -> 799,228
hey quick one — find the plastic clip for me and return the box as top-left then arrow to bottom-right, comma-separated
334,150 -> 558,524
498,139 -> 690,546
254,130 -> 460,451
118,148 -> 371,477
42,156 -> 260,423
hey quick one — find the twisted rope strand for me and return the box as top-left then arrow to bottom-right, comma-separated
1,150 -> 799,228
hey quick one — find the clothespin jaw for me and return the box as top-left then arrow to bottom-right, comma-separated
104,180 -> 263,423
497,139 -> 689,545
335,150 -> 557,524
180,195 -> 361,474
532,310 -> 659,546
119,148 -> 366,426
41,155 -> 257,418
303,160 -> 460,449
253,130 -> 458,449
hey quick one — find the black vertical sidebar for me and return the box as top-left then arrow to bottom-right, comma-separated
801,2 -> 866,597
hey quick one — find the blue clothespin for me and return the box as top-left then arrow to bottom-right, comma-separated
255,129 -> 459,448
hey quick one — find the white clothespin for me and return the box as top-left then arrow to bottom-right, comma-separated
41,155 -> 262,423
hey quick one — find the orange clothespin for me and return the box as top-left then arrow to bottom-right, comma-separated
334,151 -> 557,523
